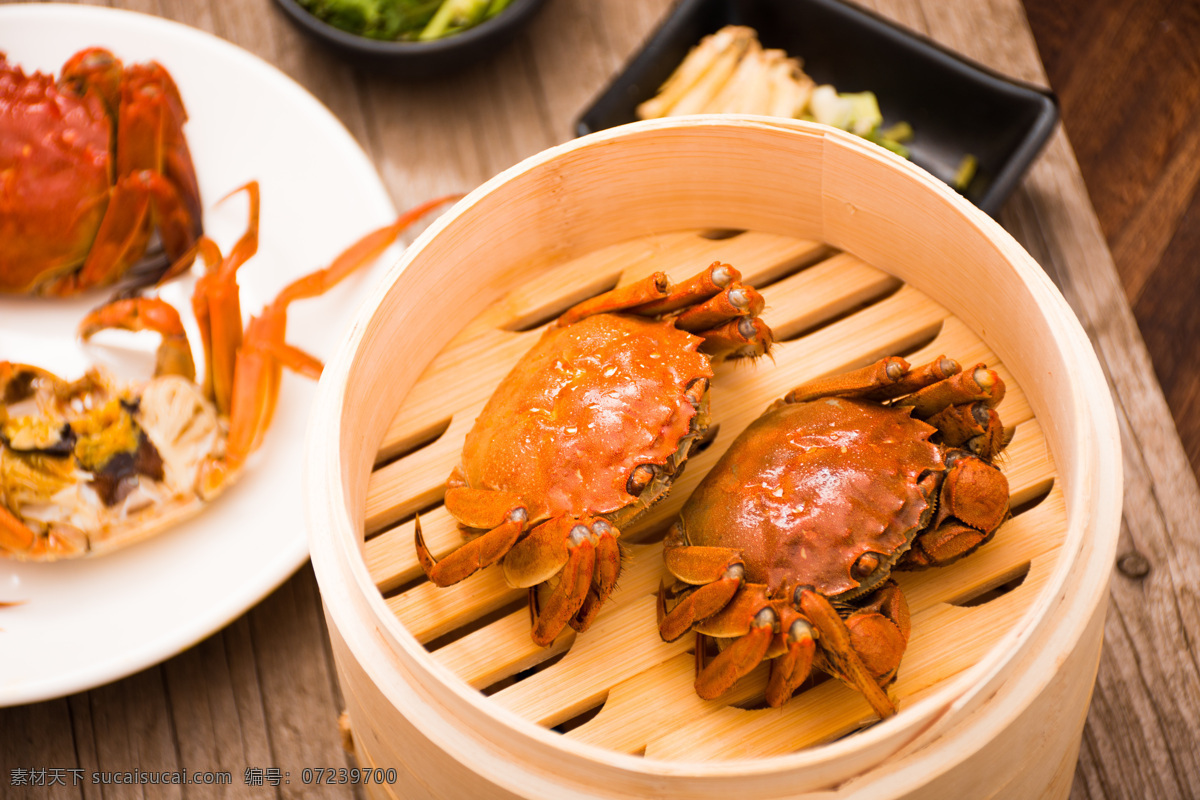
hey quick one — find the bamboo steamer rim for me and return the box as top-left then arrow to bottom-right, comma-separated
306,117 -> 1122,792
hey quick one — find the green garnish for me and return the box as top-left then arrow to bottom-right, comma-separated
298,0 -> 512,41
953,154 -> 978,190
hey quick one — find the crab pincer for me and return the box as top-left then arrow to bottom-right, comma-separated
658,355 -> 1013,718
416,262 -> 774,647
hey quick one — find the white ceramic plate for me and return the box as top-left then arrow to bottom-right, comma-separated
0,4 -> 401,705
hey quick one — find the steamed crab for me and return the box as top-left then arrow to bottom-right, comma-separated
1,47 -> 201,295
0,184 -> 453,560
416,263 -> 775,646
657,356 -> 1012,718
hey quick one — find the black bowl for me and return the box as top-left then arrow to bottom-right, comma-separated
576,0 -> 1058,216
275,0 -> 548,78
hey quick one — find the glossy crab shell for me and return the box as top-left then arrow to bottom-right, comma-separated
681,396 -> 942,599
462,313 -> 712,524
0,49 -> 202,295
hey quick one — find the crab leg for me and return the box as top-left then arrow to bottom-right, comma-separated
697,316 -> 774,361
530,536 -> 596,646
898,364 -> 1005,418
118,62 -> 203,233
188,182 -> 260,415
632,262 -> 741,316
501,516 -> 612,645
46,171 -> 196,296
797,587 -> 896,718
414,511 -> 528,587
557,273 -> 671,326
50,52 -> 202,294
694,605 -> 776,700
898,451 -> 1009,571
415,486 -> 530,585
659,528 -> 746,641
765,607 -> 817,707
672,283 -> 765,333
570,521 -> 622,633
841,581 -> 911,684
78,297 -> 196,381
926,401 -> 1012,459
198,195 -> 458,492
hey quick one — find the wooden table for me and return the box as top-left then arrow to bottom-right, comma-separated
3,1 -> 1197,798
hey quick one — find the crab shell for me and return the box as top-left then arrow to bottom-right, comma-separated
461,312 -> 713,526
0,48 -> 202,295
679,397 -> 943,599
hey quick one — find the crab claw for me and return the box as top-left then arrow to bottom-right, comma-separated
765,610 -> 816,708
78,297 -> 196,382
415,510 -> 528,587
798,587 -> 897,719
694,607 -> 775,700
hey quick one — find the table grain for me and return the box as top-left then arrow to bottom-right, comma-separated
2,0 -> 1198,798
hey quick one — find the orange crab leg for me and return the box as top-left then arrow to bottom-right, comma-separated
765,610 -> 817,708
530,536 -> 596,647
191,182 -> 261,415
632,262 -> 741,316
842,582 -> 911,684
898,364 -> 1006,417
556,273 -> 671,326
697,316 -> 774,362
672,283 -> 764,333
414,513 -> 528,587
119,62 -> 202,231
198,194 -> 458,492
694,609 -> 775,700
659,528 -> 746,641
49,53 -> 203,294
570,521 -> 622,633
78,296 -> 196,381
783,356 -> 911,404
797,588 -> 896,718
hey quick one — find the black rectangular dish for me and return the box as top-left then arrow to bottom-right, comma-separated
575,0 -> 1059,216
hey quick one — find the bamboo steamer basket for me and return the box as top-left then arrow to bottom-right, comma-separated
306,118 -> 1122,800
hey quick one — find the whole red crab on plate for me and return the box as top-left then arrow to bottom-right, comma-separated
0,47 -> 202,295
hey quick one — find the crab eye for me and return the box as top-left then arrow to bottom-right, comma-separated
684,377 -> 709,406
626,464 -> 657,494
853,552 -> 882,579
